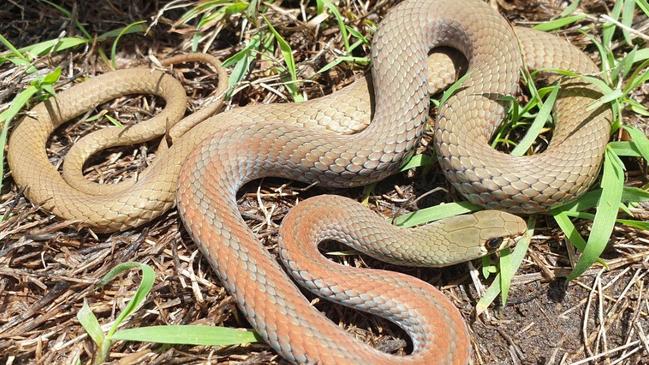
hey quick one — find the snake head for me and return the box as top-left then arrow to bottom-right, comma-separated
429,210 -> 527,267
472,210 -> 527,255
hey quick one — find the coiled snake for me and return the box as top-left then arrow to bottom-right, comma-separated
8,0 -> 611,363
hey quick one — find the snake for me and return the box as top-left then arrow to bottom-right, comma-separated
7,0 -> 612,363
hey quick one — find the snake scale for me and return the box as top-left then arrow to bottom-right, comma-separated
8,0 -> 611,363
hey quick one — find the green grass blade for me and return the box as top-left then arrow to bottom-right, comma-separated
318,56 -> 369,73
552,186 -> 649,213
39,0 -> 72,16
436,72 -> 470,108
0,65 -> 61,191
41,67 -> 62,85
603,0 -> 625,49
97,21 -> 148,43
0,56 -> 31,68
609,141 -> 642,157
196,10 -> 226,32
359,182 -> 377,206
0,86 -> 39,123
476,272 -> 502,314
112,325 -> 260,346
21,37 -> 88,61
394,201 -> 482,227
315,0 -> 325,14
577,74 -> 615,95
612,47 -> 636,83
222,34 -> 264,67
39,0 -> 92,39
623,125 -> 649,161
476,216 -> 534,313
621,0 -> 637,46
263,16 -> 302,102
511,83 -> 558,156
223,33 -> 263,98
109,21 -> 147,70
346,26 -> 369,46
533,14 -> 586,31
0,85 -> 39,190
561,0 -> 582,16
628,99 -> 649,116
77,299 -> 106,347
323,1 -> 351,51
587,88 -> 623,111
624,59 -> 649,94
0,33 -> 30,63
499,216 -> 535,305
98,262 -> 155,337
226,54 -> 255,98
567,147 -> 624,280
582,33 -> 614,79
245,0 -> 259,22
635,49 -> 649,62
481,256 -> 497,279
400,154 -> 434,172
562,211 -> 649,230
104,115 -> 124,128
620,187 -> 649,203
636,0 -> 649,15
553,212 -> 587,252
615,219 -> 649,230
176,0 -> 230,25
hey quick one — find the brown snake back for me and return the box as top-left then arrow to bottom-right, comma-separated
8,0 -> 611,363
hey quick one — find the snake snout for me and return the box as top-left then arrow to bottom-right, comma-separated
473,210 -> 527,254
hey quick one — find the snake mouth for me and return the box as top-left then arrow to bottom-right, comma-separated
485,234 -> 523,254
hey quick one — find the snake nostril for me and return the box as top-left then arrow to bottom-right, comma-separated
486,237 -> 504,250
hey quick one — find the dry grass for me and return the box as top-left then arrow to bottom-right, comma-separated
0,0 -> 648,364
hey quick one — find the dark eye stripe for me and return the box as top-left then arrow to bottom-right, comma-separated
486,237 -> 504,250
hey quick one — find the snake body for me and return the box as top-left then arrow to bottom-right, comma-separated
8,0 -> 611,363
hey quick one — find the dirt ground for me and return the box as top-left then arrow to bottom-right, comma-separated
0,0 -> 648,364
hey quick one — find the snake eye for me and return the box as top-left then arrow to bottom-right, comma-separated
485,237 -> 504,250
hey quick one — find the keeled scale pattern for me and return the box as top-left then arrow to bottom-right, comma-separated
7,0 -> 612,363
177,0 -> 524,363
